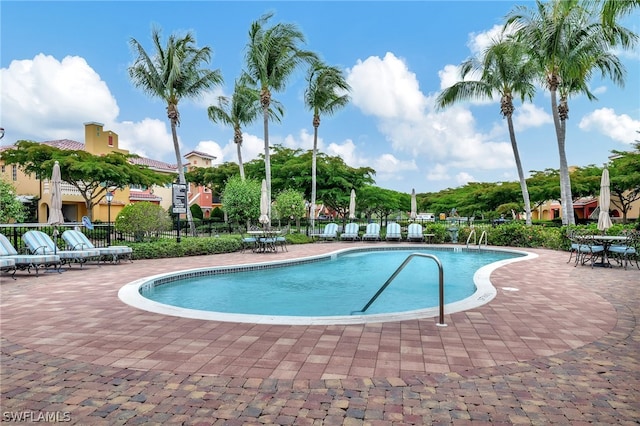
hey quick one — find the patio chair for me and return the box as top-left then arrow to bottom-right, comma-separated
362,223 -> 381,241
241,226 -> 261,253
574,235 -> 605,268
275,226 -> 288,252
0,233 -> 61,276
340,223 -> 360,241
317,223 -> 338,241
406,223 -> 425,242
385,222 -> 402,241
23,230 -> 100,268
608,231 -> 639,270
62,229 -> 133,263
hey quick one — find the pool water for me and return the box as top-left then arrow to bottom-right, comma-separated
140,249 -> 522,317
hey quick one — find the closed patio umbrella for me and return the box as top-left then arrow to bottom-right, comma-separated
349,189 -> 356,219
48,161 -> 65,254
597,168 -> 612,232
259,179 -> 270,226
410,188 -> 417,220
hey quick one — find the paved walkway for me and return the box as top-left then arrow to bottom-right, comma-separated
1,242 -> 638,424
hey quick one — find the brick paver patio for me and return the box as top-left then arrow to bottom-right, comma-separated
1,242 -> 638,424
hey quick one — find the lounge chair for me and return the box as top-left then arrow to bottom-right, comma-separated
0,257 -> 17,279
362,223 -> 381,241
317,223 -> 338,241
385,222 -> 402,241
23,230 -> 100,268
407,223 -> 424,242
340,223 -> 360,241
62,229 -> 133,263
0,233 -> 61,276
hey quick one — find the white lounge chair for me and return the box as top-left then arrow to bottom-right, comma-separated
362,223 -> 381,241
385,223 -> 402,241
0,233 -> 61,276
23,230 -> 100,268
62,229 -> 133,263
340,223 -> 360,241
317,223 -> 338,241
407,223 -> 424,242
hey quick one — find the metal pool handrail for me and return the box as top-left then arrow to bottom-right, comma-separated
351,252 -> 447,326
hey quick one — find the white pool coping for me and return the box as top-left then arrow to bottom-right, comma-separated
118,245 -> 537,325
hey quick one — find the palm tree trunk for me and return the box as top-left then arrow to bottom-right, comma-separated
262,106 -> 271,218
550,90 -> 575,226
310,124 -> 318,231
170,120 -> 196,236
236,141 -> 245,180
506,116 -> 532,226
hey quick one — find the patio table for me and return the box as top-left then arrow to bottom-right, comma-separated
247,230 -> 281,253
590,235 -> 629,267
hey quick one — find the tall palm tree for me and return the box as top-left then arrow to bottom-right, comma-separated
129,26 -> 223,233
304,60 -> 351,229
207,79 -> 261,180
507,0 -> 634,225
243,12 -> 318,217
437,36 -> 536,225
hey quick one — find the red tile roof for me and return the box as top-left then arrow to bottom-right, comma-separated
2,139 -> 177,172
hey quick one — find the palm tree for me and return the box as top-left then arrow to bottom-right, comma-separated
207,79 -> 261,180
304,60 -> 351,229
129,26 -> 223,234
507,0 -> 634,225
436,36 -> 536,226
243,12 -> 318,217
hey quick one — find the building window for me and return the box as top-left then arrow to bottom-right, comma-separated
108,135 -> 113,147
12,165 -> 17,181
1,165 -> 5,173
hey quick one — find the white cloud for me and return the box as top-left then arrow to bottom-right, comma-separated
579,108 -> 640,144
113,119 -> 176,160
456,171 -> 476,186
513,103 -> 553,131
346,52 -> 427,121
467,24 -> 505,57
1,54 -> 119,141
194,132 -> 266,166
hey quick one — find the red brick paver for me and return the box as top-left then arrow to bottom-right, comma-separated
1,243 -> 639,424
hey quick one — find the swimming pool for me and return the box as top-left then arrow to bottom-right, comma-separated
119,246 -> 535,325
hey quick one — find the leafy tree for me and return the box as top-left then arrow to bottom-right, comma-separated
609,142 -> 640,222
273,189 -> 305,228
190,203 -> 204,220
115,202 -> 172,242
243,12 -> 318,216
437,35 -> 536,225
220,175 -> 260,227
186,162 -> 239,199
0,177 -> 27,223
304,60 -> 351,228
507,0 -> 636,225
129,26 -> 223,235
1,141 -> 172,219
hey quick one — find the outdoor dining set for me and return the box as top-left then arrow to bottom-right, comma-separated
567,229 -> 639,270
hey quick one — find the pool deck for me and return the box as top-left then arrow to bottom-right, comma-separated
1,242 -> 638,424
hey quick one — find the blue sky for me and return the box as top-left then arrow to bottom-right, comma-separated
1,1 -> 638,195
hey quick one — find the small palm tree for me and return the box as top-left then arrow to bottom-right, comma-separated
243,12 -> 318,217
437,36 -> 536,225
129,26 -> 223,234
207,79 -> 261,180
507,0 -> 635,225
304,60 -> 351,228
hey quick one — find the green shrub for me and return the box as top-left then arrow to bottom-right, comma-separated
130,235 -> 241,259
115,202 -> 172,242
